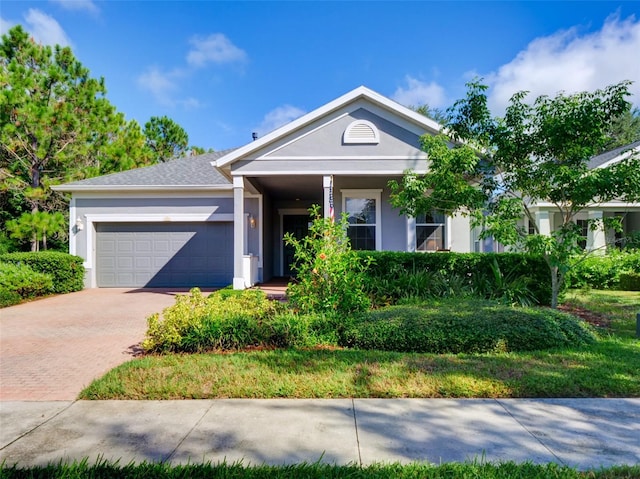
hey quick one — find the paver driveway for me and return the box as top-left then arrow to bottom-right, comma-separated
0,289 -> 185,400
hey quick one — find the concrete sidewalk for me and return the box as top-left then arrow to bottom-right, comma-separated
1,398 -> 639,469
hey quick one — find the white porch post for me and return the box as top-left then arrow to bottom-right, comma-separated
323,175 -> 332,219
588,210 -> 606,253
535,211 -> 551,236
233,176 -> 246,290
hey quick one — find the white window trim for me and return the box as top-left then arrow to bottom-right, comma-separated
415,214 -> 447,252
341,189 -> 382,251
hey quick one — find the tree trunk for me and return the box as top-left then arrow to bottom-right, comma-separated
550,265 -> 559,309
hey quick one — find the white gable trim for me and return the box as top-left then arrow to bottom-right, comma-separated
216,86 -> 441,168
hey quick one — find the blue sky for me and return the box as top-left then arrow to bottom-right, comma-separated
2,1 -> 640,151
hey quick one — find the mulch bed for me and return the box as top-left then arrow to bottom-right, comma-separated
558,304 -> 613,329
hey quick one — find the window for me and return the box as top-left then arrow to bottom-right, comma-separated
577,219 -> 588,250
416,211 -> 445,251
342,190 -> 381,250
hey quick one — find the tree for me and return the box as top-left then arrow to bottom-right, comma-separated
411,104 -> 448,124
6,211 -> 65,251
143,116 -> 189,162
390,80 -> 640,308
0,25 -> 125,249
602,106 -> 640,152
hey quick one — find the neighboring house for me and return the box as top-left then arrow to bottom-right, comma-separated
53,87 -> 640,289
518,140 -> 640,253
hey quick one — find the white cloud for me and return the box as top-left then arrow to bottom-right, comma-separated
486,14 -> 640,113
137,66 -> 180,106
255,105 -> 306,136
0,17 -> 15,35
23,8 -> 72,47
187,33 -> 247,67
50,0 -> 99,15
137,66 -> 202,109
391,76 -> 447,109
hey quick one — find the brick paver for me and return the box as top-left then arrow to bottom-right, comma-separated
0,289 -> 183,400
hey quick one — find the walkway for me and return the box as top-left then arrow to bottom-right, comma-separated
0,289 -> 185,400
1,398 -> 639,469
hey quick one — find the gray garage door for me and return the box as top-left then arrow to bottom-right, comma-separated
96,222 -> 233,287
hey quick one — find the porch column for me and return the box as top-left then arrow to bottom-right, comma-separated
233,176 -> 246,290
535,211 -> 551,236
323,175 -> 333,219
588,210 -> 606,253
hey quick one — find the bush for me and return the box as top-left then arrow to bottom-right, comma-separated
340,300 -> 596,354
358,251 -> 550,306
619,271 -> 640,291
285,205 -> 372,315
0,251 -> 84,293
565,251 -> 640,289
0,261 -> 54,306
143,288 -> 285,353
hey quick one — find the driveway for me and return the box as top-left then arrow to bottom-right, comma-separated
0,289 -> 185,401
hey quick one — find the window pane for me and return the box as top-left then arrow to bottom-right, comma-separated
346,197 -> 376,224
348,225 -> 376,250
416,211 -> 444,224
417,225 -> 444,251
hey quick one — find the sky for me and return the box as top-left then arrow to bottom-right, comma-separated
2,1 -> 640,151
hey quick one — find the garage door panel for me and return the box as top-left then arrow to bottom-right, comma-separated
97,222 -> 233,288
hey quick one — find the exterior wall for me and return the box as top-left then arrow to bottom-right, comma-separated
71,192 -> 262,288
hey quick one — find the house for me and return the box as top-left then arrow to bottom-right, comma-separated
53,87 -> 640,289
519,140 -> 640,252
54,86 -> 474,289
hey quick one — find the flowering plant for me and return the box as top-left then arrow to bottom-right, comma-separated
284,204 -> 372,314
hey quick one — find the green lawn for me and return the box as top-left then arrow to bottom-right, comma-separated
80,290 -> 639,400
2,460 -> 639,479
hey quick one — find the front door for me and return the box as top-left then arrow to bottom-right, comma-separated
282,215 -> 309,276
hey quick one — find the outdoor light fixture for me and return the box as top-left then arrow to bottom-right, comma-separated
75,217 -> 84,232
249,215 -> 257,229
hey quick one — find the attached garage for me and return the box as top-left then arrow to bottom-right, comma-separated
96,222 -> 233,288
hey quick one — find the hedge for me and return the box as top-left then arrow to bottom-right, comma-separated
0,262 -> 54,307
565,252 -> 640,290
356,251 -> 551,305
0,251 -> 85,294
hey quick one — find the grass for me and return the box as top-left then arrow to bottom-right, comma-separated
80,290 -> 640,400
2,460 -> 639,479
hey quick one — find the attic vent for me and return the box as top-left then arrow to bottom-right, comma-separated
343,120 -> 380,144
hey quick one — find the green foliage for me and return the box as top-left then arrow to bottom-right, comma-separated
2,459 -> 637,479
389,78 -> 640,309
285,205 -> 372,314
619,271 -> 640,291
0,261 -> 53,306
0,25 -> 120,219
5,211 -> 66,251
0,251 -> 84,293
565,252 -> 640,289
341,300 -> 596,354
143,288 -> 284,353
144,115 -> 189,162
358,251 -> 551,306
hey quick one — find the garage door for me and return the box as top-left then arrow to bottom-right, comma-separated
96,222 -> 233,287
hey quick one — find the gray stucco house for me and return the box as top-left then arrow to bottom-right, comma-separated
54,87 -> 640,289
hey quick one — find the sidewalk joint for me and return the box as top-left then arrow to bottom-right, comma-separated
351,398 -> 363,467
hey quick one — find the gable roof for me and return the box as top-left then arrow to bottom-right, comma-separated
53,149 -> 236,192
588,140 -> 640,169
215,85 -> 442,169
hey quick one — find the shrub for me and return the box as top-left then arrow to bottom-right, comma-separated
285,205 -> 372,315
0,251 -> 84,293
619,271 -> 640,291
0,261 -> 53,306
566,251 -> 640,289
143,288 -> 283,353
340,300 -> 596,354
358,251 -> 550,306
